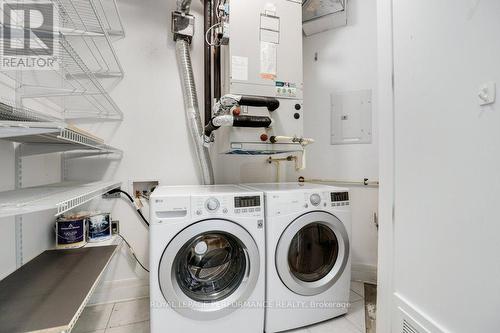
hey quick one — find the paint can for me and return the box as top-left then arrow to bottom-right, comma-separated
87,212 -> 112,242
56,214 -> 87,249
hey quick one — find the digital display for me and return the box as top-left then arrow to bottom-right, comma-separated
235,196 -> 261,208
331,192 -> 349,202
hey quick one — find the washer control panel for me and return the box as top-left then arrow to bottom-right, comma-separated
193,194 -> 263,218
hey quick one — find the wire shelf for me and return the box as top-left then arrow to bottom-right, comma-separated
0,180 -> 121,217
1,35 -> 123,120
57,0 -> 125,39
0,101 -> 122,156
0,123 -> 123,156
0,100 -> 61,122
0,0 -> 124,120
56,0 -> 125,77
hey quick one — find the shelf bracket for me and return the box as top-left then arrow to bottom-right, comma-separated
14,144 -> 23,268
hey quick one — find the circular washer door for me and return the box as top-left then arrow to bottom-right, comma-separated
159,219 -> 260,320
276,211 -> 349,296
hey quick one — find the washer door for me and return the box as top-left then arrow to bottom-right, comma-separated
276,211 -> 349,296
159,219 -> 260,320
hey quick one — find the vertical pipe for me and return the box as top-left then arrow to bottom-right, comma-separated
213,46 -> 221,100
204,0 -> 212,126
212,1 -> 221,100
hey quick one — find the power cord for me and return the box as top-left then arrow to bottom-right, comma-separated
106,188 -> 150,227
104,188 -> 150,272
117,233 -> 149,272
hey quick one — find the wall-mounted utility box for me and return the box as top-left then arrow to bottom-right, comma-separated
218,0 -> 304,155
221,0 -> 303,98
302,0 -> 347,36
130,180 -> 159,199
331,90 -> 372,145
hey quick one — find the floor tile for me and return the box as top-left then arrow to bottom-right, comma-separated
350,281 -> 365,298
349,290 -> 363,303
105,321 -> 150,333
308,316 -> 362,333
107,298 -> 150,328
345,300 -> 366,332
73,303 -> 114,333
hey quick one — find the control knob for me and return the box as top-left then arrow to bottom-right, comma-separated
310,193 -> 321,206
205,198 -> 220,211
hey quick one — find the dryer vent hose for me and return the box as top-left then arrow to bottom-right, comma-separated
176,39 -> 215,185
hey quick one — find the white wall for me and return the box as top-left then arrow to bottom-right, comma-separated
379,0 -> 500,332
374,0 -> 394,331
300,0 -> 379,280
0,0 -> 380,294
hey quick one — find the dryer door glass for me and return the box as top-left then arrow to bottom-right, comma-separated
175,232 -> 247,303
275,211 -> 349,296
288,223 -> 339,282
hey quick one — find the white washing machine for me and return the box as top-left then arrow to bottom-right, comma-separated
149,185 -> 266,333
243,183 -> 351,333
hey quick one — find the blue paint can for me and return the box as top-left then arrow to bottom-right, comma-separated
56,215 -> 87,249
88,212 -> 112,242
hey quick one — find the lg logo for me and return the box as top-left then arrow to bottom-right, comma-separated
2,2 -> 54,56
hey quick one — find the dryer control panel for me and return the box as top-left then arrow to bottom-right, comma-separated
192,194 -> 263,218
267,190 -> 350,217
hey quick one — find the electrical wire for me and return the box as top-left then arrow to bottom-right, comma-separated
205,22 -> 222,47
216,0 -> 222,19
117,233 -> 150,273
102,189 -> 150,272
106,188 -> 150,227
138,193 -> 150,201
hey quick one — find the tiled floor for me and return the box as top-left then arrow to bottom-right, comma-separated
73,281 -> 367,333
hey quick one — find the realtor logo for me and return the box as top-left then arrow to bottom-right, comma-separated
1,1 -> 58,69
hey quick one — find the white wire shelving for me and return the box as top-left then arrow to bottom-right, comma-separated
0,101 -> 122,157
2,35 -> 123,120
56,0 -> 125,77
0,0 -> 125,120
57,0 -> 125,39
0,180 -> 121,218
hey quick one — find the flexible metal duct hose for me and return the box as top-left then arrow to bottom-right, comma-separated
176,39 -> 215,185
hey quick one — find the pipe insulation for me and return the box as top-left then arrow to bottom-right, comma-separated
238,95 -> 280,112
221,94 -> 280,112
204,115 -> 273,136
176,39 -> 215,185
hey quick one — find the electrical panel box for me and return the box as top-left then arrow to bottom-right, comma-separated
331,90 -> 373,145
218,0 -> 304,155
